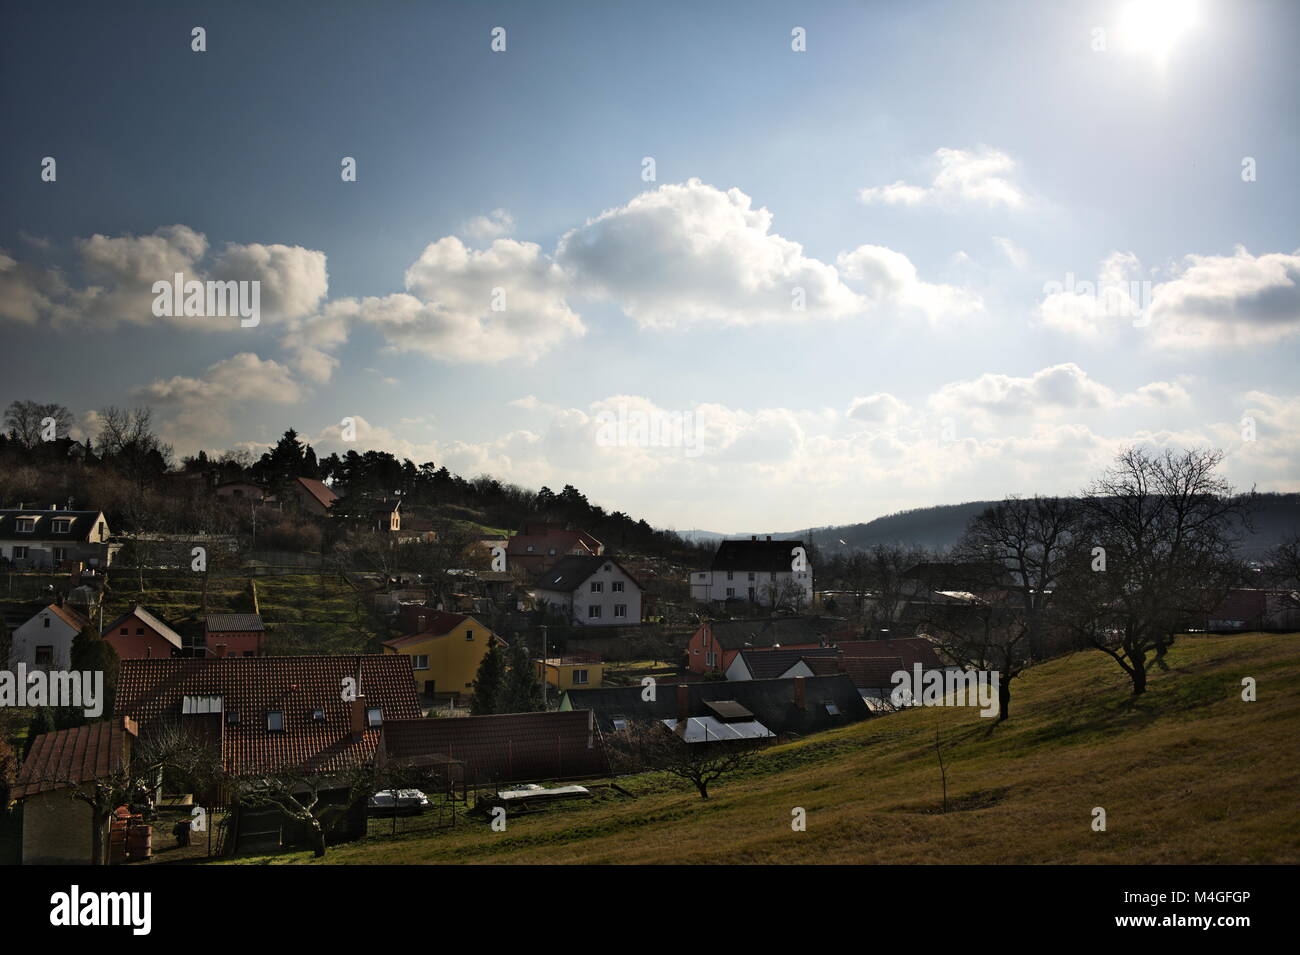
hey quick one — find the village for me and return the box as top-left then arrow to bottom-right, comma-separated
1,419 -> 1296,866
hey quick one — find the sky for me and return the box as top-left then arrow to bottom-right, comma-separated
1,0 -> 1297,532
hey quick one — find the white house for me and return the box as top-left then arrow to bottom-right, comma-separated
8,603 -> 90,671
691,537 -> 813,609
0,505 -> 116,570
532,556 -> 642,627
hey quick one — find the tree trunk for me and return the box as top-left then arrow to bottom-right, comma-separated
997,679 -> 1011,723
696,781 -> 709,800
311,821 -> 327,858
1130,658 -> 1148,696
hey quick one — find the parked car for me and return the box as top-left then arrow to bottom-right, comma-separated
367,789 -> 430,815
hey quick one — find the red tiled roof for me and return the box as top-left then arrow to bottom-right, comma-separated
383,611 -> 482,649
45,602 -> 90,632
295,476 -> 338,509
840,655 -> 906,689
13,719 -> 134,799
506,527 -> 602,558
837,638 -> 943,669
381,710 -> 609,783
113,655 -> 421,776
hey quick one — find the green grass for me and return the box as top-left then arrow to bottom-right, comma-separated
227,632 -> 1300,865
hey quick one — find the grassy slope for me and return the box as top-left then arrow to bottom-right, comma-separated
240,632 -> 1300,865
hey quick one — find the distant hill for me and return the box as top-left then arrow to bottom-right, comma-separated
686,493 -> 1300,560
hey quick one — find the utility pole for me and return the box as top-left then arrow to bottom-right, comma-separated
540,624 -> 548,710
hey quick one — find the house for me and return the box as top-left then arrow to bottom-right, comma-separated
691,536 -> 813,609
102,605 -> 185,659
532,555 -> 642,626
11,718 -> 136,865
289,476 -> 338,516
505,522 -> 603,575
204,613 -> 266,658
370,498 -> 401,533
214,481 -> 268,504
113,654 -> 421,852
378,709 -> 609,784
536,649 -> 605,691
381,611 -> 506,702
560,674 -> 870,737
724,646 -> 841,681
7,602 -> 89,671
0,505 -> 115,570
685,615 -> 834,675
1202,588 -> 1300,631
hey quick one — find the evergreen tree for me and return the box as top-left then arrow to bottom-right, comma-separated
499,637 -> 543,713
470,640 -> 507,715
70,624 -> 120,716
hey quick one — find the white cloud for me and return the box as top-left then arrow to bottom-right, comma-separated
1146,247 -> 1300,348
837,245 -> 982,320
846,393 -> 910,428
860,147 -> 1027,209
556,178 -> 861,327
135,353 -> 303,442
993,236 -> 1028,269
461,209 -> 516,241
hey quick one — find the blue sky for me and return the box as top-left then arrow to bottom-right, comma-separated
2,0 -> 1297,530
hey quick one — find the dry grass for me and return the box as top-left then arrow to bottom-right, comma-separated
233,632 -> 1300,865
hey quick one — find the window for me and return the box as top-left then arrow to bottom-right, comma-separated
97,521 -> 106,540
748,572 -> 755,581
726,587 -> 735,597
53,547 -> 67,562
465,629 -> 474,641
13,547 -> 27,561
15,518 -> 34,533
366,707 -> 383,727
52,518 -> 72,534
770,572 -> 777,581
572,669 -> 589,685
705,651 -> 716,667
136,627 -> 145,635
526,544 -> 535,553
825,703 -> 840,716
311,708 -> 326,721
590,581 -> 603,593
548,547 -> 556,556
727,570 -> 734,580
43,616 -> 51,628
588,605 -> 602,619
612,581 -> 624,593
35,646 -> 54,666
412,654 -> 429,670
611,718 -> 628,732
226,711 -> 240,726
120,627 -> 128,635
614,604 -> 627,618
266,710 -> 284,732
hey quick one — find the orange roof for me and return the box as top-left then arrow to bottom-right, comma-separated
13,719 -> 135,799
45,602 -> 90,631
295,476 -> 338,509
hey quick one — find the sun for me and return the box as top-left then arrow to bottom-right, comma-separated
1119,0 -> 1201,63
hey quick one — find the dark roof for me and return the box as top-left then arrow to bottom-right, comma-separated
0,508 -> 103,542
563,675 -> 869,736
294,476 -> 338,509
836,638 -> 944,670
732,646 -> 840,679
13,719 -> 133,799
40,602 -> 90,632
901,561 -> 1014,589
506,526 -> 602,558
709,538 -> 806,573
205,613 -> 265,633
839,656 -> 906,689
381,710 -> 608,783
534,555 -> 640,593
113,655 -> 421,776
705,616 -> 831,650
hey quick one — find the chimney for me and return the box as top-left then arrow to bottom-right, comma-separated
794,676 -> 806,710
350,694 -> 367,741
676,684 -> 690,724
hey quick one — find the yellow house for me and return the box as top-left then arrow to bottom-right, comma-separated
382,611 -> 504,701
535,652 -> 605,691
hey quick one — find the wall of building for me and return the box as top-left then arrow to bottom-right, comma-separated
8,611 -> 79,670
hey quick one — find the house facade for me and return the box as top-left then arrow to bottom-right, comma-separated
691,537 -> 813,609
685,616 -> 831,675
381,611 -> 505,701
204,613 -> 266,657
7,603 -> 89,671
505,522 -> 602,575
536,650 -> 605,691
102,605 -> 185,659
0,506 -> 115,570
532,556 -> 642,627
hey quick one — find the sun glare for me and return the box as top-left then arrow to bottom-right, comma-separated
1120,0 -> 1201,63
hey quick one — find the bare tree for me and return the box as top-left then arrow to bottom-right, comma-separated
1055,447 -> 1253,696
4,400 -> 74,449
229,763 -> 378,858
606,719 -> 760,800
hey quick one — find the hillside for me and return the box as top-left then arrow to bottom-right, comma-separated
242,631 -> 1300,865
